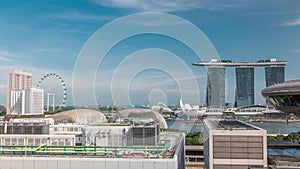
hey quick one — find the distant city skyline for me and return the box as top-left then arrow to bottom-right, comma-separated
0,1 -> 299,106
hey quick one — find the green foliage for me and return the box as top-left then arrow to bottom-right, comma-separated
185,132 -> 203,146
186,132 -> 200,138
160,131 -> 203,145
185,138 -> 193,145
275,134 -> 285,140
267,136 -> 276,141
268,132 -> 300,141
44,109 -> 63,115
284,132 -> 300,141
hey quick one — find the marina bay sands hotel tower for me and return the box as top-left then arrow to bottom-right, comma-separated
193,58 -> 286,107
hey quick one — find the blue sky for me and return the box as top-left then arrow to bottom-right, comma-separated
0,0 -> 299,106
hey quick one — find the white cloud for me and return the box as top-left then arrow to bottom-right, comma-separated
248,10 -> 300,16
47,12 -> 116,22
133,73 -> 204,89
119,13 -> 187,26
290,49 -> 300,53
33,48 -> 63,53
0,50 -> 20,61
0,56 -> 10,62
281,18 -> 300,26
90,0 -> 241,12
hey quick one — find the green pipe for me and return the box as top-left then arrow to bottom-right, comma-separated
0,143 -> 170,156
34,143 -> 47,152
0,145 -> 166,150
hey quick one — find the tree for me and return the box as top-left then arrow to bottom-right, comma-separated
0,105 -> 6,116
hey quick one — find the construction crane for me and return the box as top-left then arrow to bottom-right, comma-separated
111,95 -> 118,113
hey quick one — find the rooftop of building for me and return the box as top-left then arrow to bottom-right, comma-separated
217,120 -> 259,130
193,58 -> 286,67
0,131 -> 184,159
204,119 -> 263,131
8,69 -> 33,75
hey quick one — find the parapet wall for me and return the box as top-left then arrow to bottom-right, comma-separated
0,156 -> 177,169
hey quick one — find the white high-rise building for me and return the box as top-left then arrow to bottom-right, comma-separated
7,70 -> 32,114
25,88 -> 44,114
10,88 -> 44,115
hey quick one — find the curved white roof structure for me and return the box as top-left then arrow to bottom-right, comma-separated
119,108 -> 168,129
151,102 -> 173,113
51,109 -> 107,124
180,99 -> 205,116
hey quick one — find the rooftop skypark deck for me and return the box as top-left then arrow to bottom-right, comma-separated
193,58 -> 287,67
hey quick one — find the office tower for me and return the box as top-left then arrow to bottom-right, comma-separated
265,66 -> 285,87
7,70 -> 32,114
206,66 -> 225,107
10,88 -> 44,115
235,67 -> 254,107
203,119 -> 268,169
25,88 -> 44,114
265,65 -> 285,106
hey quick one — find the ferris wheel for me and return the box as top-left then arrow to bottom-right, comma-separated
37,73 -> 67,106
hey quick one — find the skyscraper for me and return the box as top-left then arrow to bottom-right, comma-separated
265,66 -> 285,87
265,66 -> 285,106
206,66 -> 225,107
7,70 -> 32,114
235,67 -> 254,107
25,88 -> 44,114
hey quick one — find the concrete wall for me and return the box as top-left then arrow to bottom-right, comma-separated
0,157 -> 177,169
